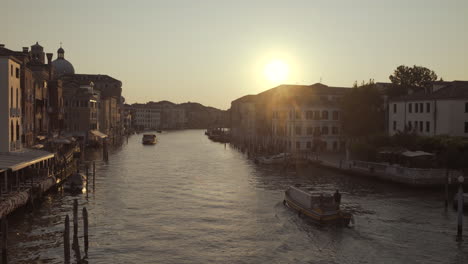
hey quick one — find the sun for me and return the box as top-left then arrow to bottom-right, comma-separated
264,60 -> 289,84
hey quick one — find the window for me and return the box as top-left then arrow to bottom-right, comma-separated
15,67 -> 20,78
295,111 -> 301,119
414,121 -> 418,130
306,141 -> 311,149
393,121 -> 397,130
465,103 -> 468,113
426,121 -> 430,132
409,103 -> 412,113
322,111 -> 329,120
307,127 -> 313,135
295,126 -> 301,135
322,126 -> 329,135
306,111 -> 313,119
333,141 -> 338,151
332,127 -> 339,135
427,103 -> 431,113
296,141 -> 300,149
10,65 -> 13,76
332,111 -> 339,120
465,122 -> 468,133
408,121 -> 412,130
420,103 -> 423,112
415,103 -> 419,113
419,121 -> 423,132
314,127 -> 321,135
393,104 -> 397,113
313,111 -> 320,120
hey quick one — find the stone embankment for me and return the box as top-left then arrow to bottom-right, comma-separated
311,153 -> 461,187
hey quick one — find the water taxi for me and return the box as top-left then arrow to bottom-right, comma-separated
142,134 -> 157,145
283,186 -> 353,226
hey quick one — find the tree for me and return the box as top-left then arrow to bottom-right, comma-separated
388,65 -> 438,97
341,80 -> 385,140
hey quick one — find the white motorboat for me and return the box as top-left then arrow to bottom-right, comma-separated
256,153 -> 291,164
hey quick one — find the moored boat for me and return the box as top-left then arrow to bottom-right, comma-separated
283,186 -> 353,226
142,134 -> 157,145
64,173 -> 86,193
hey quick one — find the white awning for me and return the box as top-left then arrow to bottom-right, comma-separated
401,151 -> 434,157
90,130 -> 108,139
50,138 -> 72,144
0,149 -> 55,172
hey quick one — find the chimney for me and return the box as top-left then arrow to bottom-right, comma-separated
0,44 -> 5,48
46,53 -> 53,64
23,47 -> 29,53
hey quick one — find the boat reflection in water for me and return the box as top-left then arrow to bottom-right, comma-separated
284,186 -> 353,226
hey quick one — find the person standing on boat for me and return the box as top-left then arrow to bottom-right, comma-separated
334,190 -> 342,209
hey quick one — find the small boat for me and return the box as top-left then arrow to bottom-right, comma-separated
142,134 -> 157,145
64,173 -> 86,192
256,153 -> 291,164
283,186 -> 353,226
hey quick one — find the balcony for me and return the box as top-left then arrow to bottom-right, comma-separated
10,140 -> 22,151
9,108 -> 21,117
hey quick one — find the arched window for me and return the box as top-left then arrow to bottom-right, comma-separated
16,120 -> 20,140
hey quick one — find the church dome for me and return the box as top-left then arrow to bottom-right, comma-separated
52,46 -> 75,77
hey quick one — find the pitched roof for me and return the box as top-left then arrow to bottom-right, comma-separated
390,81 -> 468,101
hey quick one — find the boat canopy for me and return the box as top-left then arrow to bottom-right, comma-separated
90,130 -> 108,139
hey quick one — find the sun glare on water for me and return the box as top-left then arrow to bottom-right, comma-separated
264,60 -> 289,85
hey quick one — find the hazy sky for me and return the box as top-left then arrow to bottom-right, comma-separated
2,0 -> 468,109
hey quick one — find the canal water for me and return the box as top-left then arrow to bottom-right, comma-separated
8,130 -> 468,263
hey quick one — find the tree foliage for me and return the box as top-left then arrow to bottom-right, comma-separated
341,80 -> 385,139
388,65 -> 438,97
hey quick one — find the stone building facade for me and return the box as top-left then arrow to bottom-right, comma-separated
0,56 -> 22,152
388,81 -> 468,137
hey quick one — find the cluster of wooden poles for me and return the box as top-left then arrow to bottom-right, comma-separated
64,199 -> 88,264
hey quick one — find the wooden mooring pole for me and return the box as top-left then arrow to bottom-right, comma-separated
64,215 -> 70,264
73,199 -> 78,238
83,207 -> 89,257
1,217 -> 7,264
445,169 -> 449,210
72,199 -> 81,262
85,166 -> 89,198
457,176 -> 464,241
93,162 -> 96,191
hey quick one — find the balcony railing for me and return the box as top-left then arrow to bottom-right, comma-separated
9,108 -> 21,117
10,140 -> 22,151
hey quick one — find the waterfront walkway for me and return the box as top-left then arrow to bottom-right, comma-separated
314,152 -> 455,187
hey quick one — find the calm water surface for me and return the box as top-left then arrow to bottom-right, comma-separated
8,130 -> 468,263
